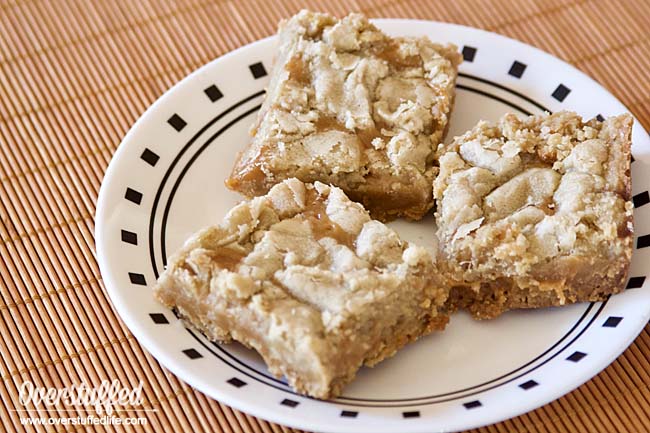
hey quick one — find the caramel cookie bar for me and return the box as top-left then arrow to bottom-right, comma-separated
155,179 -> 449,398
226,10 -> 461,221
434,111 -> 633,319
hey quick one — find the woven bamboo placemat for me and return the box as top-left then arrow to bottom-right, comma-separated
1,0 -> 649,432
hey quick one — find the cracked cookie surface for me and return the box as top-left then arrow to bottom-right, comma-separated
154,178 -> 449,398
226,10 -> 461,221
434,111 -> 634,319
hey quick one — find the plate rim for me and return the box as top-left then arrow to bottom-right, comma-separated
95,18 -> 650,433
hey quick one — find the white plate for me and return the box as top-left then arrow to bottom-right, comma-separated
95,20 -> 650,433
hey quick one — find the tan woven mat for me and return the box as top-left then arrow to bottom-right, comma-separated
1,0 -> 650,431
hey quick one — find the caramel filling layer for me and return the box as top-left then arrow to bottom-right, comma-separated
302,190 -> 357,248
208,247 -> 247,271
286,55 -> 311,85
372,40 -> 423,70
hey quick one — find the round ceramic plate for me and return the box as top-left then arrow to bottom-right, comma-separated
96,20 -> 650,433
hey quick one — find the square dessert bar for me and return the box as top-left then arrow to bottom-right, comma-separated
154,179 -> 449,398
434,111 -> 633,319
226,10 -> 462,221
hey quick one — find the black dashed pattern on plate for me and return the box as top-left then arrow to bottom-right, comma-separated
519,380 -> 539,390
149,313 -> 169,324
566,351 -> 587,362
141,148 -> 160,166
508,61 -> 526,78
249,62 -> 267,78
462,46 -> 476,62
280,399 -> 299,408
168,114 -> 187,131
637,234 -> 650,249
182,348 -> 203,359
121,230 -> 137,245
626,276 -> 646,289
204,84 -> 224,102
227,377 -> 247,388
402,411 -> 420,418
125,187 -> 143,205
128,272 -> 146,285
341,410 -> 358,418
551,84 -> 571,102
633,191 -> 649,208
603,316 -> 623,328
463,401 -> 482,409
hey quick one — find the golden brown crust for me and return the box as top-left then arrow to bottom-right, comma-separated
445,254 -> 630,319
434,111 -> 634,319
